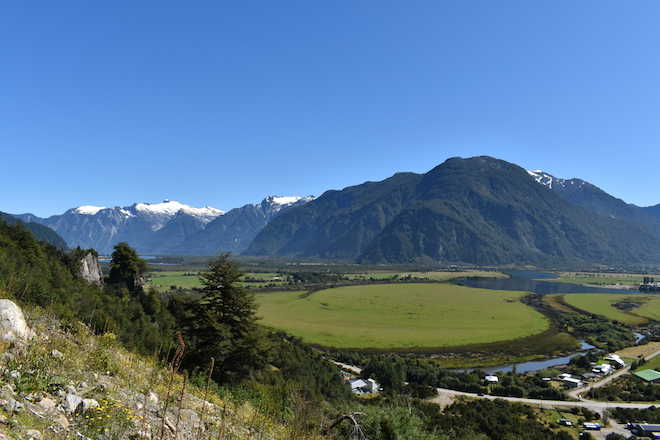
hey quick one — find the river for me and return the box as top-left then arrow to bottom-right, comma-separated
455,269 -> 643,295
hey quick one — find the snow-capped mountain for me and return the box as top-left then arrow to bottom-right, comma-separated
15,200 -> 224,254
14,197 -> 313,255
169,195 -> 316,255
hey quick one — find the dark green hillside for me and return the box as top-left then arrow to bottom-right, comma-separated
246,172 -> 421,259
0,212 -> 67,249
246,156 -> 660,265
541,174 -> 660,237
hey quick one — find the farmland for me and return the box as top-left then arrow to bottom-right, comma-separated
145,270 -> 288,291
553,271 -> 659,287
560,293 -> 660,325
255,283 -> 549,349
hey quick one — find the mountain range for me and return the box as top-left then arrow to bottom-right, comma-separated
7,156 -> 660,265
246,157 -> 660,265
13,196 -> 313,255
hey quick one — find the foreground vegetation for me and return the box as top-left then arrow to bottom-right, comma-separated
256,284 -> 549,349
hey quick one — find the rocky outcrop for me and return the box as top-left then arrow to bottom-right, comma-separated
0,300 -> 33,342
79,252 -> 103,285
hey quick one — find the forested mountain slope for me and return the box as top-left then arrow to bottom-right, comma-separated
246,156 -> 660,265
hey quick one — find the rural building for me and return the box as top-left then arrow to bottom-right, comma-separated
349,378 -> 380,395
582,423 -> 601,431
592,364 -> 612,375
604,354 -> 626,369
562,377 -> 583,388
630,423 -> 660,437
557,373 -> 573,380
484,375 -> 499,384
633,369 -> 660,382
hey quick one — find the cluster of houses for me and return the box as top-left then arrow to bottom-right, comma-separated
482,353 -> 628,390
554,353 -> 625,388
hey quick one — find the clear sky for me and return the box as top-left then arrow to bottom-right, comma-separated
2,1 -> 660,217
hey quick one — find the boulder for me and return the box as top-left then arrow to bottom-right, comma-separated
82,398 -> 99,412
0,300 -> 33,342
62,394 -> 82,413
25,429 -> 41,440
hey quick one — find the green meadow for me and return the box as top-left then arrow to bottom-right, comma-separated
255,283 -> 548,349
146,271 -> 287,291
562,293 -> 660,325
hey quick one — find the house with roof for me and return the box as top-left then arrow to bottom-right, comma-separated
562,377 -> 583,388
604,353 -> 626,369
484,375 -> 499,384
592,364 -> 612,375
633,369 -> 660,382
630,423 -> 660,438
349,378 -> 380,395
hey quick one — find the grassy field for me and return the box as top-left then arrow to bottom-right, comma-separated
146,271 -> 287,291
553,272 -> 660,287
255,283 -> 549,349
561,294 -> 660,325
146,271 -> 202,290
616,341 -> 660,359
636,355 -> 660,372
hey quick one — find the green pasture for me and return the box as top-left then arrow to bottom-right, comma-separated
146,271 -> 287,291
255,283 -> 549,349
562,294 -> 660,325
146,271 -> 203,290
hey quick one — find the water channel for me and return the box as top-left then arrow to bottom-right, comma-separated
450,270 -> 647,374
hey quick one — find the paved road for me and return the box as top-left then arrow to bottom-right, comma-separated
431,387 -> 657,412
568,349 -> 660,400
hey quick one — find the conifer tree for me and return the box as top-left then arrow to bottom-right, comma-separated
182,253 -> 269,383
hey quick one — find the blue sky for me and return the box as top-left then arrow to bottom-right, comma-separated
2,1 -> 660,216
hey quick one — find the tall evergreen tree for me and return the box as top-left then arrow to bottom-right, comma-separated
181,254 -> 269,383
107,242 -> 147,292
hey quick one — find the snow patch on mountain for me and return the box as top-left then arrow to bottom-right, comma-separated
527,170 -> 586,190
134,200 -> 223,219
263,195 -> 315,210
75,206 -> 107,215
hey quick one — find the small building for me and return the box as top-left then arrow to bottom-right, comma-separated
633,369 -> 660,382
562,377 -> 583,388
592,364 -> 612,375
484,375 -> 499,384
557,373 -> 573,380
349,378 -> 380,395
630,423 -> 660,437
604,354 -> 626,369
558,418 -> 573,427
580,373 -> 598,380
583,423 -> 601,431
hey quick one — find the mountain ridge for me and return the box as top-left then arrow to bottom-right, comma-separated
246,156 -> 660,265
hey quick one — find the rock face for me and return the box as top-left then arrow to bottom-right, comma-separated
79,252 -> 103,285
0,300 -> 33,342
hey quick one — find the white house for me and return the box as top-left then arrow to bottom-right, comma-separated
604,354 -> 626,369
562,377 -> 583,388
484,375 -> 499,384
349,378 -> 380,395
592,364 -> 613,375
